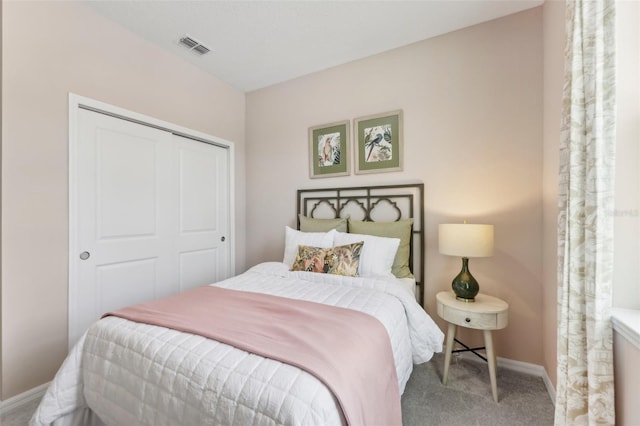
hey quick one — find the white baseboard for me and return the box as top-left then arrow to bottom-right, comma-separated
541,367 -> 556,405
457,352 -> 556,404
0,382 -> 49,415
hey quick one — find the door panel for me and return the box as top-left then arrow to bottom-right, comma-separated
71,109 -> 230,346
98,132 -> 158,238
179,146 -> 218,232
179,249 -> 218,292
74,110 -> 174,345
174,134 -> 229,289
97,258 -> 158,313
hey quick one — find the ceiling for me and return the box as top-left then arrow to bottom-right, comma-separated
87,0 -> 544,92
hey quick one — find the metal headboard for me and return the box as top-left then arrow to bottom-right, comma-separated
296,183 -> 425,305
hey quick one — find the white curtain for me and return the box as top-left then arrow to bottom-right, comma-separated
555,0 -> 616,425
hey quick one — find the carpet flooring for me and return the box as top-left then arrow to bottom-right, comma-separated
2,353 -> 554,426
402,353 -> 555,425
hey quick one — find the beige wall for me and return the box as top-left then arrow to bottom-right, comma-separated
246,9 -> 544,365
1,1 -> 246,399
542,0 -> 565,389
614,335 -> 640,425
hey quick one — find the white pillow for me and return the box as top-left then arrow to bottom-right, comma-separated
283,226 -> 336,267
334,231 -> 400,278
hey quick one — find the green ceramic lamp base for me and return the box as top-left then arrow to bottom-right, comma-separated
451,257 -> 479,302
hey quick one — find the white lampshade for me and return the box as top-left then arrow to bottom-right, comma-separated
438,223 -> 494,258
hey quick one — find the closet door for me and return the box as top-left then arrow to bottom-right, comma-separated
70,108 -> 230,346
174,134 -> 229,291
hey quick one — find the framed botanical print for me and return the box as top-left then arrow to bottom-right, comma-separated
354,110 -> 403,174
309,120 -> 350,178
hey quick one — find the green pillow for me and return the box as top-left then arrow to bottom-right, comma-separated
348,219 -> 414,278
299,214 -> 348,232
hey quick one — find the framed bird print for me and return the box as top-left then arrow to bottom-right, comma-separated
354,110 -> 403,174
309,120 -> 350,178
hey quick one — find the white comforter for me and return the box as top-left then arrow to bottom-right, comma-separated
31,262 -> 444,426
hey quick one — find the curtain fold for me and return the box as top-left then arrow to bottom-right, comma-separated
555,0 -> 616,425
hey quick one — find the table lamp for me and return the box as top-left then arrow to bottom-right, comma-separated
438,222 -> 494,302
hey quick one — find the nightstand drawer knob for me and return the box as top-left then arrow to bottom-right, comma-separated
465,317 -> 471,323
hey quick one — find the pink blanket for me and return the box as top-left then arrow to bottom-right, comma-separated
104,285 -> 401,426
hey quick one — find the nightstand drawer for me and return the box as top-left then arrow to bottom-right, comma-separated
441,305 -> 497,329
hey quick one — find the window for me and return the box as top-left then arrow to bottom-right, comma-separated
612,0 -> 640,345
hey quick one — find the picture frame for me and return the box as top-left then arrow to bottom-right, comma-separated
354,110 -> 403,174
309,120 -> 350,178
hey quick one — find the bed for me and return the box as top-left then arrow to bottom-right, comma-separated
32,183 -> 444,426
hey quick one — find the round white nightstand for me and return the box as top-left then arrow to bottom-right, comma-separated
436,291 -> 509,402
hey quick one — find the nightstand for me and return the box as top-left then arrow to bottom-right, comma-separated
436,291 -> 508,402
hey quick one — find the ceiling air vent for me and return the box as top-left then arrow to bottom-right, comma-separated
179,35 -> 211,55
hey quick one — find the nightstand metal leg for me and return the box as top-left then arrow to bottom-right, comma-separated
484,330 -> 498,402
442,323 -> 457,385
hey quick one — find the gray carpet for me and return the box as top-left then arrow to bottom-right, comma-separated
3,353 -> 554,426
403,353 -> 555,425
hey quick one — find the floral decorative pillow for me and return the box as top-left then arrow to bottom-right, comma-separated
290,242 -> 363,277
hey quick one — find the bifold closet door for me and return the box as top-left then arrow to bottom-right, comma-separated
71,108 -> 229,345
